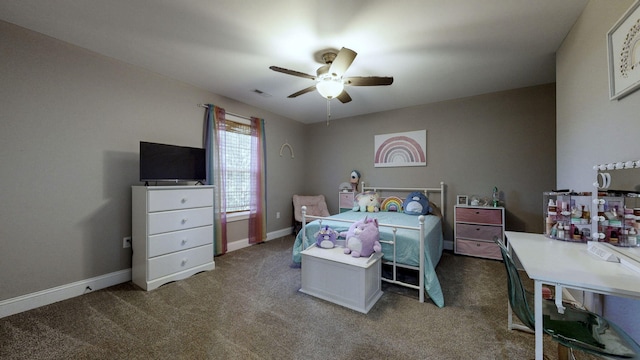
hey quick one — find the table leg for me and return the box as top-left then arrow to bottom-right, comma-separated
534,280 -> 543,360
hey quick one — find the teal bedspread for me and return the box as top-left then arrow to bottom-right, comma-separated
292,211 -> 444,307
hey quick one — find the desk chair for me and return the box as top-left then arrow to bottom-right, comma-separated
292,195 -> 330,234
495,238 -> 640,360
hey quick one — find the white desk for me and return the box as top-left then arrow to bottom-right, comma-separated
505,231 -> 640,360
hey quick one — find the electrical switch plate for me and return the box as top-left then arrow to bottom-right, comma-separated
123,236 -> 132,248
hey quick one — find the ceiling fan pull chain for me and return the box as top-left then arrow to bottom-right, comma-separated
326,99 -> 331,126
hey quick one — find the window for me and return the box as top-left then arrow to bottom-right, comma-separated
223,117 -> 251,213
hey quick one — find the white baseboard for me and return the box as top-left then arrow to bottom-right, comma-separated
227,227 -> 292,252
2,228 -> 293,319
2,228 -> 438,319
0,269 -> 131,319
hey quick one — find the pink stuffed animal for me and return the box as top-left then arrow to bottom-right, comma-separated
341,217 -> 382,258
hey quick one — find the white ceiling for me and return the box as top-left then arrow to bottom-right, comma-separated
0,0 -> 589,124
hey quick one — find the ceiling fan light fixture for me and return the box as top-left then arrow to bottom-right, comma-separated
316,75 -> 344,99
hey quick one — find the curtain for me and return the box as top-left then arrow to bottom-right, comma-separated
204,105 -> 227,255
248,117 -> 267,244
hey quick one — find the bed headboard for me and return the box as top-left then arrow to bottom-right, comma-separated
360,181 -> 446,222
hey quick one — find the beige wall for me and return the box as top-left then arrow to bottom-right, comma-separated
1,14 -> 557,308
304,84 -> 557,241
0,20 -> 306,301
556,0 -> 640,341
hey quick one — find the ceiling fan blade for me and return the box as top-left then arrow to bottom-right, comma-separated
328,47 -> 357,77
287,84 -> 317,98
337,90 -> 352,103
344,76 -> 394,86
269,66 -> 316,80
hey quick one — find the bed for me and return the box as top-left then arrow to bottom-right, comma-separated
292,182 -> 446,308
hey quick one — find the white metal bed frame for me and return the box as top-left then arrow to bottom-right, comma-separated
301,181 -> 445,303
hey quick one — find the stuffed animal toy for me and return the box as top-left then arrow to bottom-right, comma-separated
341,217 -> 382,258
350,170 -> 361,191
352,191 -> 380,212
314,225 -> 338,249
403,191 -> 431,215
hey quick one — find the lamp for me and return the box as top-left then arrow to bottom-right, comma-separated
316,74 -> 344,99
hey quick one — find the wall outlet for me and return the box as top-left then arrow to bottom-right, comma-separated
276,212 -> 280,219
123,236 -> 131,248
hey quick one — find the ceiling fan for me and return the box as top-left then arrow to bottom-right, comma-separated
269,47 -> 393,103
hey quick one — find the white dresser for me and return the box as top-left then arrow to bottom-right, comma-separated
132,185 -> 215,290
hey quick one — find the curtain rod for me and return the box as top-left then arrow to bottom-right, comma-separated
197,104 -> 251,121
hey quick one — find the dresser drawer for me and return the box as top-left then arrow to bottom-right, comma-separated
339,192 -> 354,208
148,207 -> 213,235
456,223 -> 503,241
147,244 -> 214,280
148,225 -> 213,257
455,239 -> 501,260
148,188 -> 213,212
456,207 -> 503,224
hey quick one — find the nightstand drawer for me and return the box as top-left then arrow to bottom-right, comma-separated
455,207 -> 503,224
455,239 -> 501,260
338,191 -> 355,213
456,223 -> 503,241
339,192 -> 354,208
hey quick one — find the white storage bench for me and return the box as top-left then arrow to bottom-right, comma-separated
300,245 -> 383,314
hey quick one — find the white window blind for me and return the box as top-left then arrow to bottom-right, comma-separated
224,120 -> 251,213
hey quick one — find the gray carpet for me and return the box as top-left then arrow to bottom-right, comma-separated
0,236 -> 585,359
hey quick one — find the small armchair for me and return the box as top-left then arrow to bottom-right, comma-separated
292,195 -> 330,234
495,238 -> 640,359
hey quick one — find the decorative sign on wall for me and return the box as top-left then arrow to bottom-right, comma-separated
374,130 -> 426,167
608,1 -> 640,100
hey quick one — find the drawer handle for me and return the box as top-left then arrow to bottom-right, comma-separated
181,218 -> 188,224
181,258 -> 188,266
181,238 -> 188,245
181,197 -> 187,204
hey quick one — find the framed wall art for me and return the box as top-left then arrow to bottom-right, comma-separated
607,0 -> 640,100
374,130 -> 426,168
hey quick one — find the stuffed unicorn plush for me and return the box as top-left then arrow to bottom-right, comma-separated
314,225 -> 338,249
352,191 -> 380,212
341,217 -> 381,258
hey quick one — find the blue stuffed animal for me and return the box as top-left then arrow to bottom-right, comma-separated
403,191 -> 431,215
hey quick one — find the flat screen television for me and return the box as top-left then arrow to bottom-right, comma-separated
139,141 -> 206,182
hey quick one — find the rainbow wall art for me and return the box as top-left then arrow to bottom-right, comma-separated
374,130 -> 426,167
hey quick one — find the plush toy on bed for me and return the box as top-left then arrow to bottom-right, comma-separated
314,225 -> 338,249
352,191 -> 380,212
403,191 -> 432,215
341,217 -> 381,258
